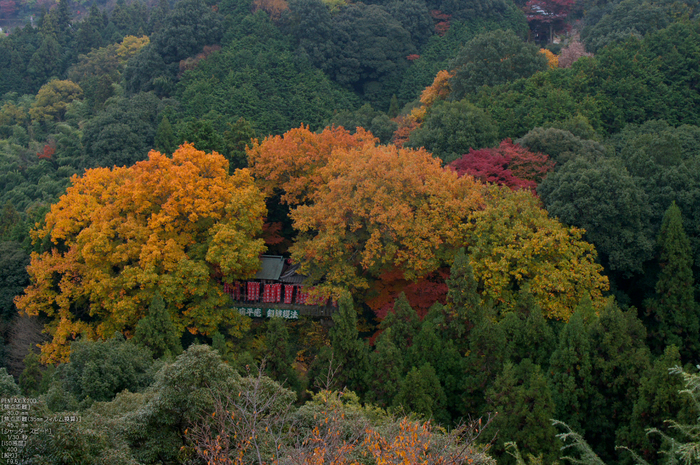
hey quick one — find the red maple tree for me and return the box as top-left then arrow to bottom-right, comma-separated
449,139 -> 554,192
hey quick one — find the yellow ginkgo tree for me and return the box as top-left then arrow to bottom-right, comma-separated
16,144 -> 267,363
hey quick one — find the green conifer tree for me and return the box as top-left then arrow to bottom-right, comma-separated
329,292 -> 368,393
462,306 -> 506,416
394,363 -> 447,422
646,202 -> 699,358
487,359 -> 560,464
548,307 -> 594,434
154,116 -> 178,154
365,328 -> 403,408
445,248 -> 482,340
623,345 -> 694,463
380,292 -> 420,353
133,292 -> 182,359
264,317 -> 301,393
224,118 -> 256,170
586,299 -> 651,461
19,350 -> 43,396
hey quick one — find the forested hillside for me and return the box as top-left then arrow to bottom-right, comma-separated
2,0 -> 700,462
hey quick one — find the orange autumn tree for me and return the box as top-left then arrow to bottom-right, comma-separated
289,143 -> 483,297
247,124 -> 379,206
16,144 -> 267,363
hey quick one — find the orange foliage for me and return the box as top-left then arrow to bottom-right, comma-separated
247,125 -> 378,206
391,115 -> 421,148
16,144 -> 266,363
289,143 -> 483,294
392,70 -> 452,147
539,48 -> 559,69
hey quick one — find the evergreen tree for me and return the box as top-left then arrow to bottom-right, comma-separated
379,293 -> 420,353
622,345 -> 694,463
329,292 -> 368,393
445,248 -> 482,341
394,363 -> 447,422
0,368 -> 20,397
154,115 -> 177,154
646,202 -> 699,358
548,307 -> 594,434
19,350 -> 43,396
586,299 -> 651,461
132,292 -> 182,359
462,306 -> 506,416
265,317 -> 301,393
365,328 -> 403,408
486,359 -> 560,464
501,296 -> 556,368
223,117 -> 256,170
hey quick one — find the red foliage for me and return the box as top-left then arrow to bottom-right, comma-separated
430,10 -> 451,36
406,54 -> 420,61
391,116 -> 420,148
0,0 -> 16,19
178,45 -> 222,76
449,139 -> 555,192
524,0 -> 574,24
37,144 -> 55,160
368,267 -> 449,321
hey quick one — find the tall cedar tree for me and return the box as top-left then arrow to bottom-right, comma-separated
646,202 -> 699,359
365,327 -> 404,409
329,293 -> 368,394
548,303 -> 594,434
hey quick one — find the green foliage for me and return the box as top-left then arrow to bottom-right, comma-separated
548,306 -> 594,434
487,359 -> 560,464
379,293 -> 421,353
393,362 -> 447,421
223,117 -> 256,170
449,29 -> 548,99
132,292 -> 183,359
328,103 -> 398,144
176,26 -> 359,136
0,241 -> 30,319
123,344 -> 240,464
264,317 -> 301,393
154,115 -> 177,154
516,127 -> 605,166
0,367 -> 20,397
365,328 -> 403,409
645,203 -> 699,358
62,333 -> 156,404
81,92 -> 175,168
329,293 -> 369,393
407,99 -> 499,163
585,299 -> 651,461
19,349 -> 43,396
623,345 -> 694,463
538,157 -> 655,276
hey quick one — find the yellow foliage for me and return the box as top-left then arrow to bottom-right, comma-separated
116,35 -> 150,62
16,144 -> 266,363
465,186 -> 609,321
29,80 -> 83,123
539,48 -> 559,69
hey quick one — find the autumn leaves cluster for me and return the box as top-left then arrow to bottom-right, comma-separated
17,125 -> 609,362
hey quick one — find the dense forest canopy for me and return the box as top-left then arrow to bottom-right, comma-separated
2,0 -> 700,462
